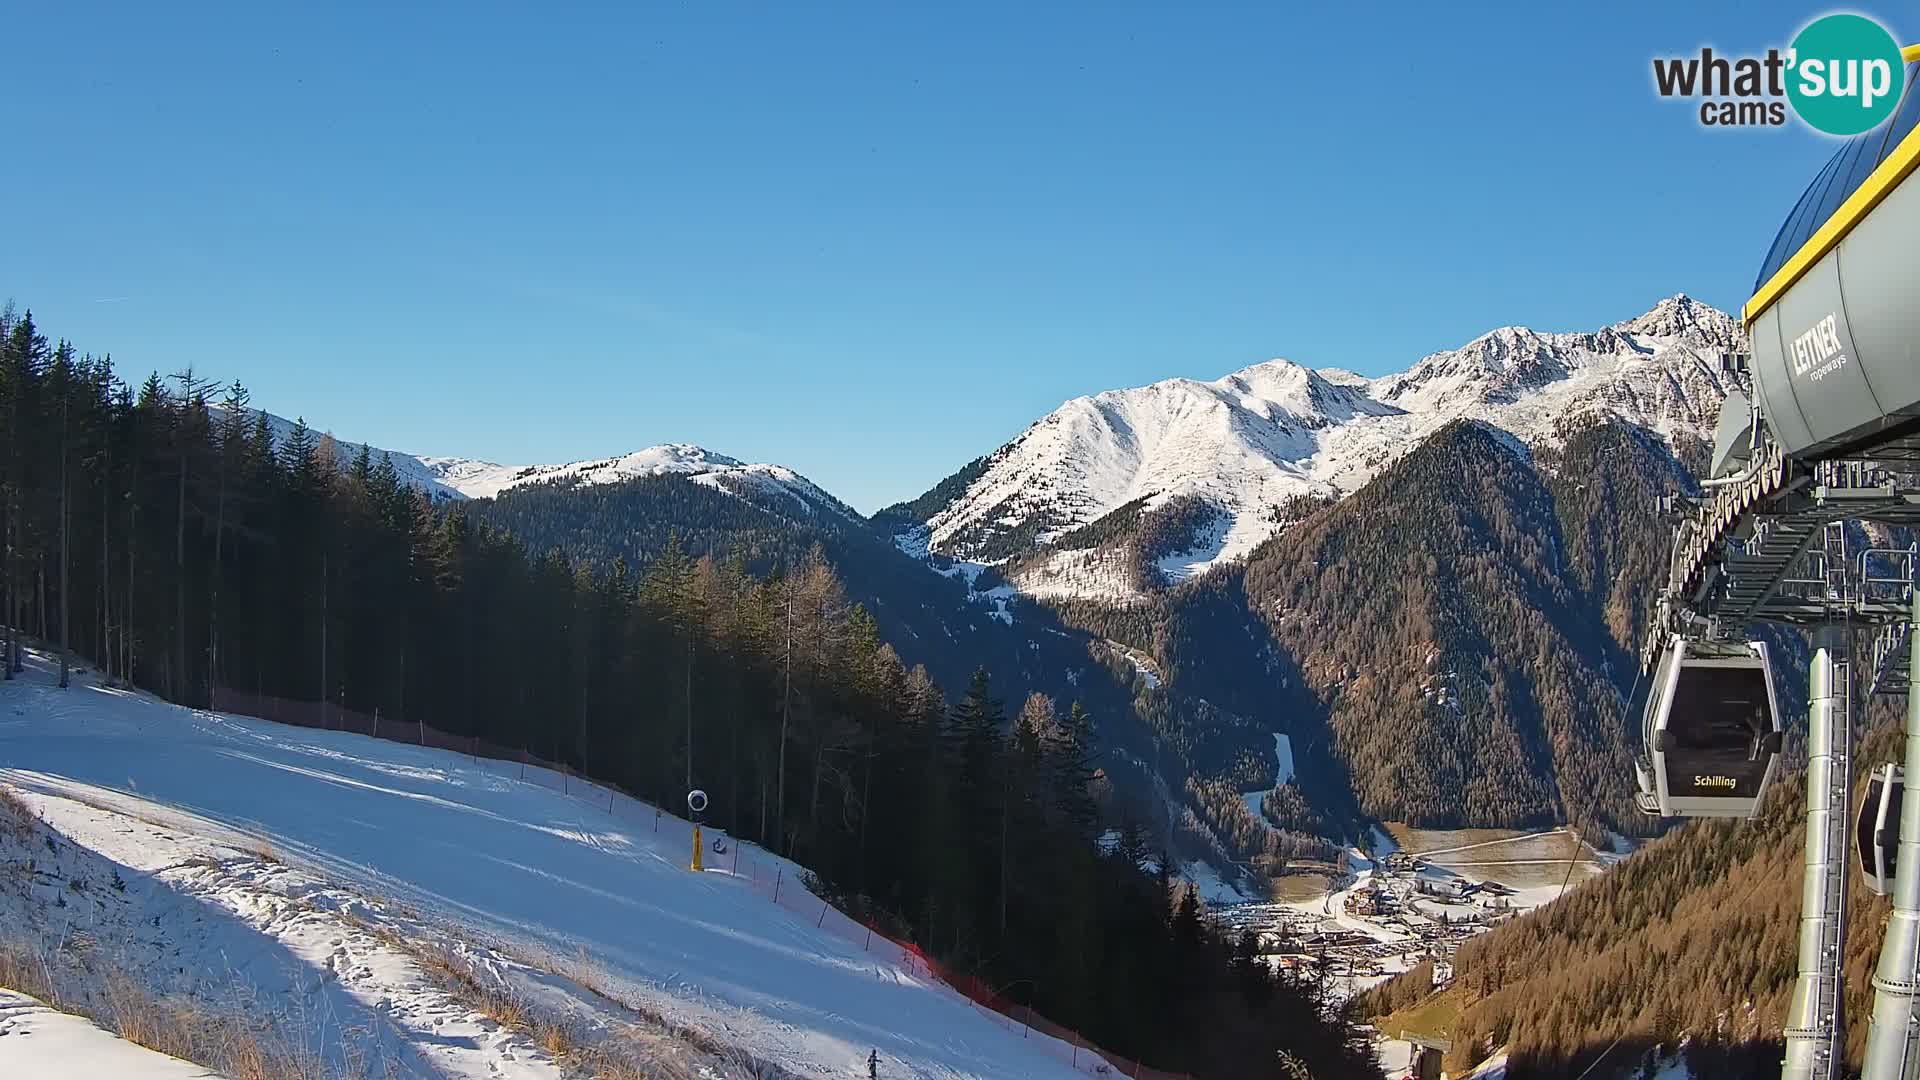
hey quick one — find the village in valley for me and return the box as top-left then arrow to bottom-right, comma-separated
1210,825 -> 1623,1001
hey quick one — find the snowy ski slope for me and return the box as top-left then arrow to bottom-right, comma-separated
0,990 -> 217,1078
0,654 -> 1100,1079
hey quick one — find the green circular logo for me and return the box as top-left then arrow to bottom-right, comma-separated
1787,14 -> 1906,135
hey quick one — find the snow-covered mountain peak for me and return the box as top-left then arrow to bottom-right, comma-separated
612,443 -> 747,473
1616,292 -> 1740,346
1377,324 -> 1586,412
1214,356 -> 1314,394
1212,358 -> 1403,428
1313,367 -> 1373,389
233,409 -> 853,522
415,443 -> 858,519
909,296 -> 1743,599
917,356 -> 1420,576
1370,297 -> 1734,416
415,442 -> 756,499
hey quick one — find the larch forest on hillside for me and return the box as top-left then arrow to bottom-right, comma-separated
0,304 -> 1383,1079
1354,719 -> 1909,1079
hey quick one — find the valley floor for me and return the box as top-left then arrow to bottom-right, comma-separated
0,652 -> 1100,1079
1382,824 -> 1619,896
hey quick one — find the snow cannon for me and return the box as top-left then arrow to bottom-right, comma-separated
688,789 -> 709,872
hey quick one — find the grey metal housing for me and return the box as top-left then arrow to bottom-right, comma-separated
1750,147 -> 1920,461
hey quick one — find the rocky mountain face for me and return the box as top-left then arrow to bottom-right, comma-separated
888,295 -> 1740,605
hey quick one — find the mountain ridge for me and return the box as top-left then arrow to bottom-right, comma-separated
257,293 -> 1736,602
233,407 -> 858,524
891,293 -> 1740,602
228,295 -> 1736,855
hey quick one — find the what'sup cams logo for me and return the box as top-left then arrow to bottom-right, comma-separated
1653,13 -> 1907,134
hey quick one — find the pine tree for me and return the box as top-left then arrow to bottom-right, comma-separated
48,342 -> 78,687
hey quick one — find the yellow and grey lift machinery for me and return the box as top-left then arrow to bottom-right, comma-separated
1638,44 -> 1920,1080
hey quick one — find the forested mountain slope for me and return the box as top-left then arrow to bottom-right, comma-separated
1080,416 -> 1703,839
1237,420 -> 1637,828
33,290 -> 1756,866
0,305 -> 1383,1078
1358,722 -> 1906,1079
463,470 -> 1359,876
866,299 -> 1740,841
223,297 -> 1748,851
466,472 -> 1055,698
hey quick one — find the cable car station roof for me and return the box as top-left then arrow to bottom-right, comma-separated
1746,47 -> 1920,324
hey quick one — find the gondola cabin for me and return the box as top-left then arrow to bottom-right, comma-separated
1641,637 -> 1783,819
1859,763 -> 1905,897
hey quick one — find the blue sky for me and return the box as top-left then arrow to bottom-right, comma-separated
1,2 -> 1893,511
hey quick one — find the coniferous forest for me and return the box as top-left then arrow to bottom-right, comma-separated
0,306 -> 1382,1079
1355,719 -> 1909,1079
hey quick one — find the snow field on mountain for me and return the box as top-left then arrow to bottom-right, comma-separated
1175,860 -> 1256,907
1005,547 -> 1146,603
415,443 -> 858,520
236,405 -> 858,523
924,296 -> 1741,596
0,653 -> 1103,1079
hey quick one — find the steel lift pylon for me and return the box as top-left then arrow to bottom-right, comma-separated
1643,443 -> 1920,1080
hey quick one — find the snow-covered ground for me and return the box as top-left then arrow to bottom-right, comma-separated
1375,1035 -> 1414,1077
1270,734 -> 1294,786
1239,734 -> 1294,830
1108,643 -> 1162,690
0,990 -> 218,1078
1468,1050 -> 1509,1078
1178,860 -> 1255,906
0,653 -> 1108,1079
1648,1050 -> 1691,1079
2,773 -> 572,1079
1005,546 -> 1150,604
1151,510 -> 1232,585
891,542 -> 1025,625
1375,1037 -> 1507,1080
